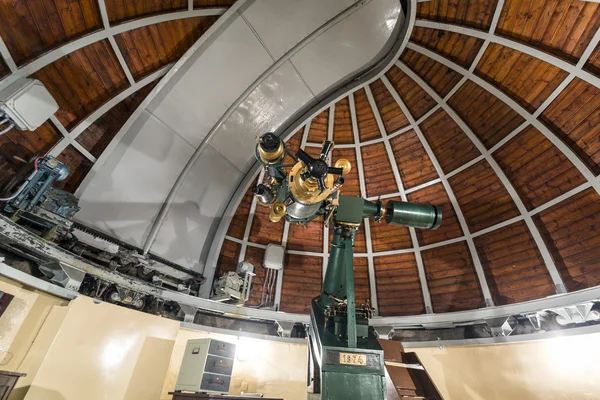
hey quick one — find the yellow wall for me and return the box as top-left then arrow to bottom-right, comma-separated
24,296 -> 180,400
0,275 -> 68,400
412,332 -> 600,400
160,328 -> 308,400
2,289 -> 308,400
6,274 -> 600,400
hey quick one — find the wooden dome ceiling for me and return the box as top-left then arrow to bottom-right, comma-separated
1,0 -> 599,319
216,0 -> 600,316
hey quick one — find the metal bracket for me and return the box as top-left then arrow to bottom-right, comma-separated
485,316 -> 517,337
526,313 -> 542,331
276,320 -> 296,338
373,325 -> 395,339
178,304 -> 198,323
551,303 -> 595,325
38,261 -> 85,292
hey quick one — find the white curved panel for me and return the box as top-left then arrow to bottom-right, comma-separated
241,0 -> 356,59
209,61 -> 314,171
291,0 -> 401,94
150,146 -> 243,271
78,0 -> 402,270
149,17 -> 273,148
76,111 -> 194,247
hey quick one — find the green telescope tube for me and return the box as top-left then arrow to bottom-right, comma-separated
384,200 -> 442,230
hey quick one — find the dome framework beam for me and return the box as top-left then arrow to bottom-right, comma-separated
349,92 -> 380,315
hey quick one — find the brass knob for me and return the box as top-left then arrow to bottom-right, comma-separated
269,202 -> 287,223
334,158 -> 351,176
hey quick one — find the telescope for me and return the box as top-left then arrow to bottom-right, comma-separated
253,132 -> 442,399
253,132 -> 441,230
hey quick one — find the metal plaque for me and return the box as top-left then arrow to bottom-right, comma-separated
324,350 -> 381,368
339,352 -> 367,366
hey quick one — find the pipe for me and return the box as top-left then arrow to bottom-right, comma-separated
142,0 -> 373,255
0,169 -> 37,201
29,174 -> 54,206
268,269 -> 277,306
0,122 -> 14,136
0,110 -> 15,136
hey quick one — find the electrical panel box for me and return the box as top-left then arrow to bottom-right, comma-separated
264,244 -> 284,270
0,78 -> 58,131
174,338 -> 236,394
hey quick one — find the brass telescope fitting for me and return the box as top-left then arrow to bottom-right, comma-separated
257,133 -> 285,164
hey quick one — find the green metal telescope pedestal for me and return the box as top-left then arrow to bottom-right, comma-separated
308,195 -> 389,400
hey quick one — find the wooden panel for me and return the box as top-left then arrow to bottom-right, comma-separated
374,253 -> 425,316
400,48 -> 463,97
449,80 -> 526,149
389,129 -> 438,190
105,0 -> 187,24
33,40 -> 129,131
540,77 -> 600,175
407,183 -> 463,246
248,203 -> 283,245
416,0 -> 499,30
242,246 -> 266,307
474,221 -> 554,305
115,17 -> 218,80
475,43 -> 568,113
0,57 -> 9,79
332,97 -> 354,144
354,88 -> 381,142
585,42 -> 600,77
361,142 -> 398,198
369,78 -> 409,134
283,127 -> 303,169
287,217 -> 323,253
280,254 -> 321,314
194,0 -> 236,7
307,109 -> 328,143
448,160 -> 520,232
385,65 -> 436,120
533,188 -> 600,292
354,221 -> 367,254
496,0 -> 600,63
422,241 -> 486,312
0,122 -> 61,193
494,126 -> 586,211
0,0 -> 102,66
333,148 -> 360,197
54,145 -> 93,193
419,108 -> 480,174
370,196 -> 412,252
304,145 -> 322,160
216,239 -> 241,276
353,257 -> 371,305
286,127 -> 303,152
410,26 -> 485,68
76,81 -> 157,158
226,184 -> 254,240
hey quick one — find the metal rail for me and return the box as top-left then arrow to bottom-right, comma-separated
3,209 -> 600,332
0,214 -> 308,325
